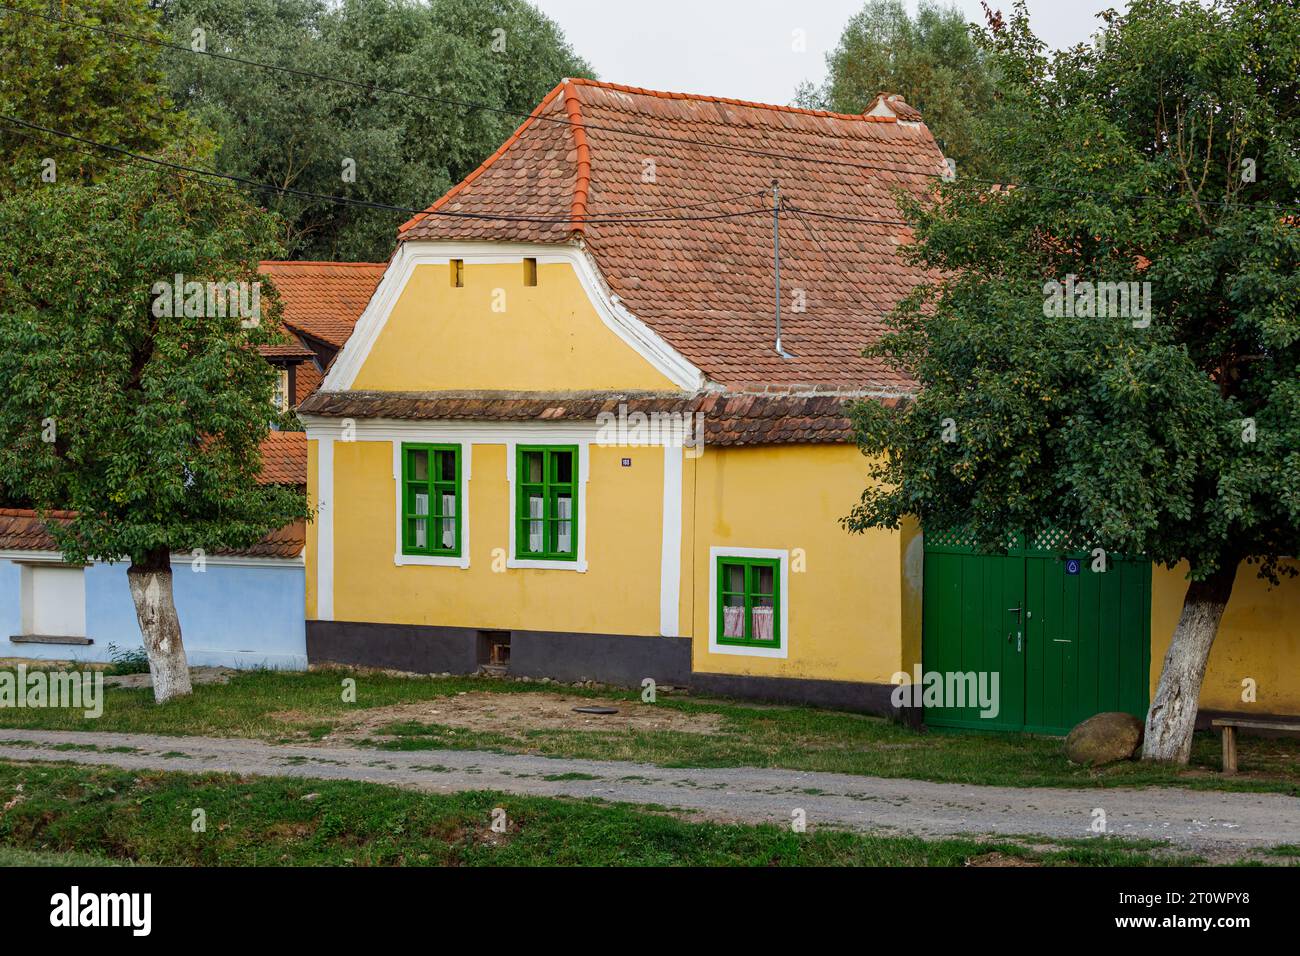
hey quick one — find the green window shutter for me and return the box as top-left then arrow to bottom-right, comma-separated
401,443 -> 462,557
716,556 -> 781,648
516,445 -> 578,561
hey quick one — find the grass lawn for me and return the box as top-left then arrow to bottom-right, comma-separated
0,667 -> 1296,795
0,760 -> 1205,867
0,845 -> 134,867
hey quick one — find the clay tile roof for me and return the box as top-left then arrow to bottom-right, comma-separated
397,78 -> 944,392
259,260 -> 386,349
0,508 -> 304,559
0,433 -> 307,558
298,389 -> 905,446
233,518 -> 306,559
295,361 -> 323,406
258,339 -> 316,362
258,431 -> 307,486
0,507 -> 73,551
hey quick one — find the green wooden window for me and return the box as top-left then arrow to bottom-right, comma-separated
716,557 -> 780,648
401,444 -> 461,556
516,445 -> 578,561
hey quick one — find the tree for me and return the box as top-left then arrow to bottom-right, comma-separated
796,0 -> 997,179
0,159 -> 309,702
153,0 -> 594,260
845,0 -> 1300,762
0,0 -> 194,192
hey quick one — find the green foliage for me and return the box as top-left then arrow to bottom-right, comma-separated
154,0 -> 593,260
846,0 -> 1300,583
0,0 -> 196,191
797,0 -> 997,178
0,158 -> 309,565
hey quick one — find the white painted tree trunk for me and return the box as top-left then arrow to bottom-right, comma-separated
127,550 -> 192,703
1142,563 -> 1237,763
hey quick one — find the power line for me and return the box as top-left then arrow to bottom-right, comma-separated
0,4 -> 939,181
0,116 -> 780,226
784,204 -> 911,229
786,203 -> 876,290
6,3 -> 1300,216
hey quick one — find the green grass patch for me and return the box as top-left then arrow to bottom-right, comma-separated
0,667 -> 1295,795
0,760 -> 1198,867
542,772 -> 600,782
0,845 -> 136,867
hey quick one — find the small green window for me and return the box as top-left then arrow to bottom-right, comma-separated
716,557 -> 780,648
516,445 -> 578,561
401,444 -> 461,556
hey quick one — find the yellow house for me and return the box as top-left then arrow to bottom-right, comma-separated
299,79 -> 1299,729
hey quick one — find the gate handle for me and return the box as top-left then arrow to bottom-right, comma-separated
1007,606 -> 1022,615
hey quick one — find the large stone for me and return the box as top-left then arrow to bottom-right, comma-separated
1064,711 -> 1143,766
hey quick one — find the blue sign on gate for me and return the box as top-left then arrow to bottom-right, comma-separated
1065,558 -> 1081,575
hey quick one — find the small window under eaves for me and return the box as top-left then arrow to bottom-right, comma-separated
450,259 -> 464,287
523,257 -> 537,287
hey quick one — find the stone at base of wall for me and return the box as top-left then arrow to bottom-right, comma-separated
306,620 -> 916,723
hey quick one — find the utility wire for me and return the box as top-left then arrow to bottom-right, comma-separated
6,3 -> 1300,215
786,203 -> 876,290
0,5 -> 940,181
0,116 -> 781,226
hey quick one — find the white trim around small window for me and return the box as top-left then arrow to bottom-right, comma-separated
708,546 -> 789,659
506,440 -> 590,571
392,440 -> 471,568
19,562 -> 87,640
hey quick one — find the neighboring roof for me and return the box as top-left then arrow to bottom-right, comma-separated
0,509 -> 305,560
259,340 -> 316,362
295,361 -> 323,406
259,260 -> 387,349
298,389 -> 891,446
0,508 -> 76,551
258,431 -> 307,486
398,78 -> 946,392
0,432 -> 307,555
236,519 -> 307,559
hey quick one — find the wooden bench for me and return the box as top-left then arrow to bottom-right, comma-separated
1211,717 -> 1300,774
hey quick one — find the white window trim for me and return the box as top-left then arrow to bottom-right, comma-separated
20,562 -> 87,638
708,546 -> 789,659
392,440 -> 471,569
506,440 -> 590,572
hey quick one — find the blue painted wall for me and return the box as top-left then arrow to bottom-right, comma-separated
0,557 -> 306,669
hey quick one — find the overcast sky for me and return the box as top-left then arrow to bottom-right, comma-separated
530,0 -> 1116,105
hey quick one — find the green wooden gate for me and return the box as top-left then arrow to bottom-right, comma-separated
922,529 -> 1151,734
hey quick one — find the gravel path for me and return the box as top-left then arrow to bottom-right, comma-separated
1,728 -> 1296,857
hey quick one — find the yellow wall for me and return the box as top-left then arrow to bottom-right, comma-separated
688,444 -> 909,684
1152,561 -> 1300,715
311,436 -> 912,686
325,439 -> 664,635
352,260 -> 679,392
